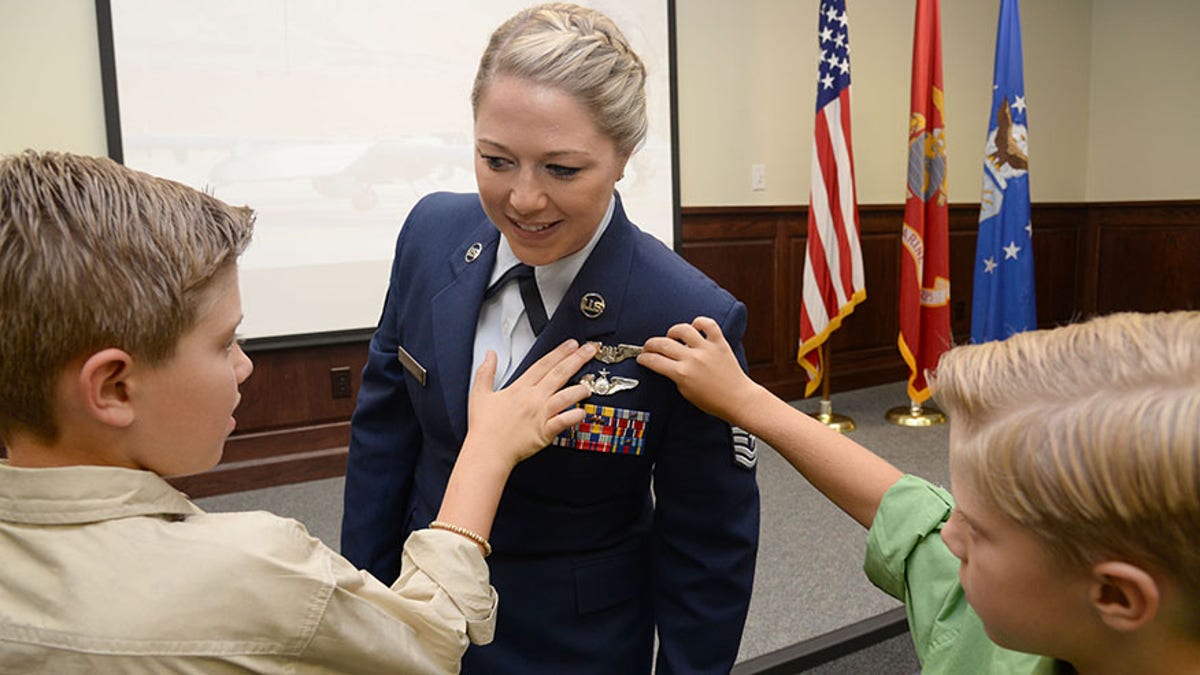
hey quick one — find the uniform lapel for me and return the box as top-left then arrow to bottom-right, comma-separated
432,219 -> 500,441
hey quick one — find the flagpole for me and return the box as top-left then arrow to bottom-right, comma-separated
808,343 -> 856,433
885,398 -> 946,427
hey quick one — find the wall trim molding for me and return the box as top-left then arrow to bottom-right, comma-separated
169,422 -> 350,498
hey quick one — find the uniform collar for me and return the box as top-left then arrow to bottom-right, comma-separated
491,193 -> 616,317
0,461 -> 200,525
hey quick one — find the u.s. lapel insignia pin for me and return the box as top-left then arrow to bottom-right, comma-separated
594,343 -> 643,365
580,292 -> 605,319
579,369 -> 638,396
464,242 -> 483,263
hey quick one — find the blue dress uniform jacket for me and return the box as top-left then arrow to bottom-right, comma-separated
341,192 -> 760,674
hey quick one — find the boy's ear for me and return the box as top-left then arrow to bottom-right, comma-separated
1089,560 -> 1160,632
77,348 -> 137,428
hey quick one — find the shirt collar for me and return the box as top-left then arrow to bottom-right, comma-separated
0,461 -> 201,525
491,194 -> 615,314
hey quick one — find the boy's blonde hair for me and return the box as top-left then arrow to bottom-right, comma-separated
472,2 -> 648,157
935,311 -> 1200,627
0,151 -> 254,442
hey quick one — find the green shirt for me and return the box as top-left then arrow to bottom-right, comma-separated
864,475 -> 1067,674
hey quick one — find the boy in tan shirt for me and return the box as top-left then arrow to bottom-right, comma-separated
0,150 -> 595,673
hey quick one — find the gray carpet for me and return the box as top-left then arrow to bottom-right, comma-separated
197,379 -> 946,669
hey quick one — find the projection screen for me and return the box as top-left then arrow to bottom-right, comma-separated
100,0 -> 677,342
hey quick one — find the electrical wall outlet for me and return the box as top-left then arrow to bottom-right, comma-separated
751,163 -> 767,191
330,366 -> 353,399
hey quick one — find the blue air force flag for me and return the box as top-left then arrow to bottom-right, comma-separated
971,0 -> 1036,343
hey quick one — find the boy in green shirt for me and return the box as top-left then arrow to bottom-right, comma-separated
639,312 -> 1199,673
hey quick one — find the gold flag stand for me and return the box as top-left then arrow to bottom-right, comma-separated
808,344 -> 856,434
886,398 -> 947,427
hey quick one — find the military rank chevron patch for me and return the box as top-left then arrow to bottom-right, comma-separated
732,426 -> 757,469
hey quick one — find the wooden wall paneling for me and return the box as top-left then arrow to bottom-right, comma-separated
839,207 -> 903,351
1030,206 -> 1087,327
680,237 -> 776,367
232,341 -> 367,432
774,210 -> 804,385
947,226 -> 978,339
1079,205 -> 1104,317
823,215 -> 909,395
779,233 -> 807,400
681,207 -> 797,383
1091,202 -> 1200,314
947,205 -> 980,340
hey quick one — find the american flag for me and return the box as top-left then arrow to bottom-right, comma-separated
797,0 -> 866,397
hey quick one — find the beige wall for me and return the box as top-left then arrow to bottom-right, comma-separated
1086,0 -> 1200,201
0,0 -> 107,156
677,0 -> 1095,206
2,0 -> 1196,204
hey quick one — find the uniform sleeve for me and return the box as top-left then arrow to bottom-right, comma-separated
341,223 -> 424,584
302,529 -> 498,675
650,300 -> 760,675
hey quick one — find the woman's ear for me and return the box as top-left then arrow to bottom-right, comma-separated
616,151 -> 632,182
77,348 -> 136,428
1090,560 -> 1160,632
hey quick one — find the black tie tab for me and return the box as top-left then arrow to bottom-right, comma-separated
484,263 -> 548,336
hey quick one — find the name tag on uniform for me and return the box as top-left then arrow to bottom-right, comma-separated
397,344 -> 427,386
552,403 -> 650,456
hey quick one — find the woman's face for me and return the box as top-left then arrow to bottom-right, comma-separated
474,75 -> 629,266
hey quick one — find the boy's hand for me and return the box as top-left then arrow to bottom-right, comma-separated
638,317 -> 758,423
466,340 -> 595,468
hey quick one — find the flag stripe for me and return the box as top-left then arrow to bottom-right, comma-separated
828,94 -> 863,296
813,105 -> 850,307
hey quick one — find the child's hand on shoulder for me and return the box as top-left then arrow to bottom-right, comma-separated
638,317 -> 756,422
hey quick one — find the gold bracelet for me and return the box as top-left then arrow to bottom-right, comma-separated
429,520 -> 492,558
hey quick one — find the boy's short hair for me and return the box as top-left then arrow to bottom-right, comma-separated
935,311 -> 1200,628
0,150 -> 254,442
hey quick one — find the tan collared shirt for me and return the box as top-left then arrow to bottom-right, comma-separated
0,462 -> 496,673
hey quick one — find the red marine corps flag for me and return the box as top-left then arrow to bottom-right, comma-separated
895,0 -> 951,416
797,0 -> 866,399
